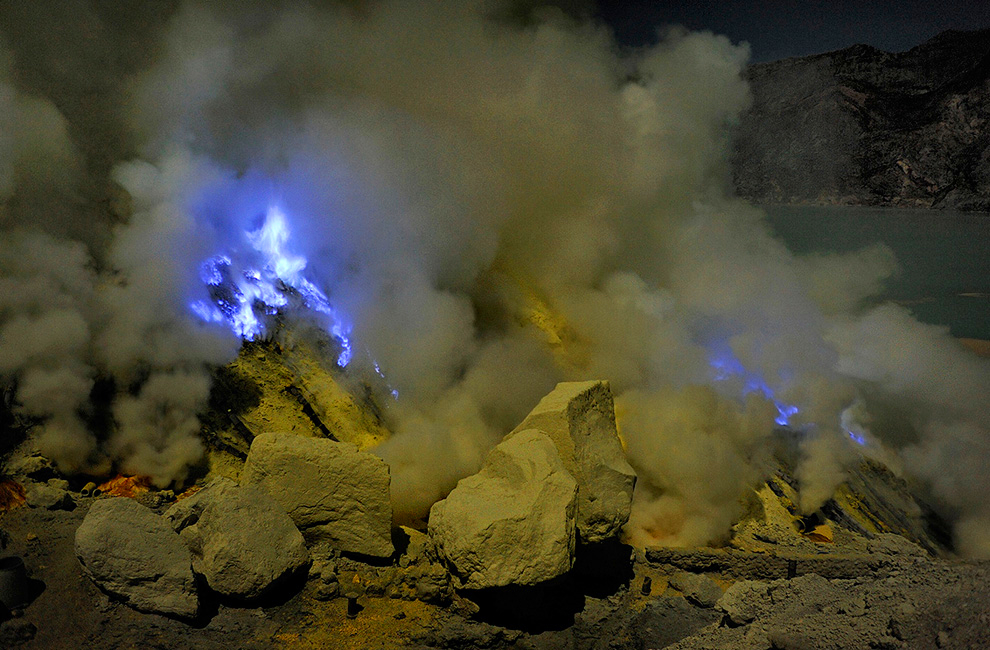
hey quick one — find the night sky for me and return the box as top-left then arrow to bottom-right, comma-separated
594,0 -> 990,62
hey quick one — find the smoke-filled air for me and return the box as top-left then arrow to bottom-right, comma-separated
1,0 -> 989,557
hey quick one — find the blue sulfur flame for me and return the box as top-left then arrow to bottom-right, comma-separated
709,348 -> 799,426
840,406 -> 868,446
709,346 -> 867,446
190,205 -> 352,367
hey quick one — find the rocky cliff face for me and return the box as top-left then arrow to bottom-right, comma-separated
733,29 -> 990,211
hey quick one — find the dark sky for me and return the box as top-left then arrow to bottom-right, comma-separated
594,0 -> 990,62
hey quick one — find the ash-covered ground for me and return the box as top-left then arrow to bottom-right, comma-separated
2,486 -> 989,649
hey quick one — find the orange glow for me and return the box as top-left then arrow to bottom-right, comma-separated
175,485 -> 202,501
97,474 -> 152,498
0,479 -> 26,512
804,523 -> 834,544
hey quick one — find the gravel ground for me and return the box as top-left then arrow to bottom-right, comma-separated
2,497 -> 989,650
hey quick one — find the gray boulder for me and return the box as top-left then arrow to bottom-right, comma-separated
241,432 -> 393,557
717,579 -> 771,625
164,477 -> 310,601
74,497 -> 198,618
509,380 -> 636,543
669,571 -> 723,608
429,429 -> 578,589
25,480 -> 73,510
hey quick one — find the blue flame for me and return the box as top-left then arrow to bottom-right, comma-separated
709,347 -> 799,426
709,345 -> 869,447
840,406 -> 868,446
190,204 -> 352,366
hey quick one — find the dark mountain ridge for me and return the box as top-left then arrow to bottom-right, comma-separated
733,29 -> 990,211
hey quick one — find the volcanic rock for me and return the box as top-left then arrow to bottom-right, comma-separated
0,619 -> 37,647
74,497 -> 198,619
163,477 -> 310,601
24,480 -> 73,511
716,579 -> 772,625
396,526 -> 433,567
5,452 -> 57,482
508,380 -> 636,543
241,432 -> 393,557
733,29 -> 990,210
627,596 -> 722,649
428,429 -> 578,589
669,571 -> 723,608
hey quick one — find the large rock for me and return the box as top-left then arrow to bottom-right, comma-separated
164,477 -> 310,601
428,429 -> 578,589
509,380 -> 636,543
74,497 -> 198,618
241,432 -> 393,557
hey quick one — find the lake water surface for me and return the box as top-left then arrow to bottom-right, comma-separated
763,206 -> 990,340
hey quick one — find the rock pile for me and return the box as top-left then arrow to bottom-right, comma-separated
6,448 -> 75,512
73,431 -> 396,616
72,379 -> 637,618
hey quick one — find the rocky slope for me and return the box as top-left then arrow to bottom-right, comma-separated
0,340 -> 985,649
732,29 -> 990,211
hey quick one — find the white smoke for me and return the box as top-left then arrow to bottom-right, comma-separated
0,27 -> 237,484
0,43 -> 103,474
1,1 -> 989,556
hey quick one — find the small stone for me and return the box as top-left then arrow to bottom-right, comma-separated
313,581 -> 340,601
842,596 -> 867,617
396,526 -> 432,565
897,602 -> 916,617
24,482 -> 73,511
669,571 -> 722,608
24,534 -> 36,542
450,596 -> 480,618
717,580 -> 771,625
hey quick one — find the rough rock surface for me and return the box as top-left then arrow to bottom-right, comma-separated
74,497 -> 198,618
668,571 -> 722,608
717,579 -> 771,625
733,29 -> 990,211
164,477 -> 310,601
241,432 -> 393,557
24,480 -> 73,511
429,429 -> 578,589
628,596 -> 722,649
509,381 -> 635,543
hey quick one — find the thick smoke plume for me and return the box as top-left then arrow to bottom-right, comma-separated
1,1 -> 989,556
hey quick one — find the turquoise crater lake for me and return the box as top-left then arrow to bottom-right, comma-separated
764,206 -> 990,341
